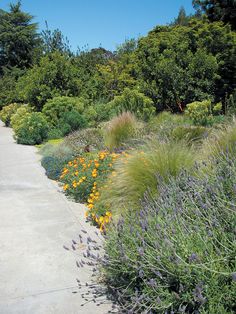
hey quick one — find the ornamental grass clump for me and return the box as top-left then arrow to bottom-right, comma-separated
104,112 -> 138,150
204,121 -> 236,158
100,152 -> 236,313
95,140 -> 195,217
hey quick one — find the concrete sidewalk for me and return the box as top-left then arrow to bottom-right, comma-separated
0,121 -> 112,314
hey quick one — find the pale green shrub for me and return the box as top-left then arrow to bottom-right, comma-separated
11,105 -> 31,133
0,103 -> 20,126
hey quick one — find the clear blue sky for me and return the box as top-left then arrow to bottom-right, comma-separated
0,0 -> 194,51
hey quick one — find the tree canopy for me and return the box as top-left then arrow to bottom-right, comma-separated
0,1 -> 40,73
0,1 -> 235,113
192,0 -> 236,29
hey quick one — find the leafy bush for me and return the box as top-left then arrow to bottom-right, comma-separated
0,103 -> 20,126
104,112 -> 138,150
10,105 -> 32,132
186,100 -> 222,126
186,100 -> 212,125
94,141 -> 195,217
64,128 -> 104,154
16,52 -> 80,111
108,88 -> 155,121
40,142 -> 75,180
42,96 -> 85,126
15,112 -> 49,145
84,102 -> 115,127
101,153 -> 236,313
59,110 -> 88,135
47,128 -> 64,140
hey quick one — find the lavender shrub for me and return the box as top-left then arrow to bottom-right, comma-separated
101,152 -> 236,313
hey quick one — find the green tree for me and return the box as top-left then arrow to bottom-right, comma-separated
0,66 -> 24,108
16,52 -> 80,110
173,6 -> 190,25
41,22 -> 72,55
95,59 -> 136,101
192,0 -> 236,29
0,1 -> 40,72
135,19 -> 235,111
73,47 -> 114,101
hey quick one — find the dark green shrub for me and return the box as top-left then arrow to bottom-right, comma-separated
107,88 -> 155,121
47,128 -> 63,140
84,102 -> 115,127
60,110 -> 88,134
0,103 -> 20,126
42,96 -> 85,126
15,112 -> 49,145
101,153 -> 236,313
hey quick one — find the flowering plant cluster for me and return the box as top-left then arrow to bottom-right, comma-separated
100,153 -> 236,313
60,151 -> 119,230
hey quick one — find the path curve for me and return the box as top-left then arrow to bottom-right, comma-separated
0,121 -> 111,314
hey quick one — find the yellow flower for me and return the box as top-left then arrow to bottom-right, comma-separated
63,184 -> 69,191
68,161 -> 73,167
72,181 -> 77,188
104,216 -> 110,224
92,169 -> 98,178
88,204 -> 94,209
